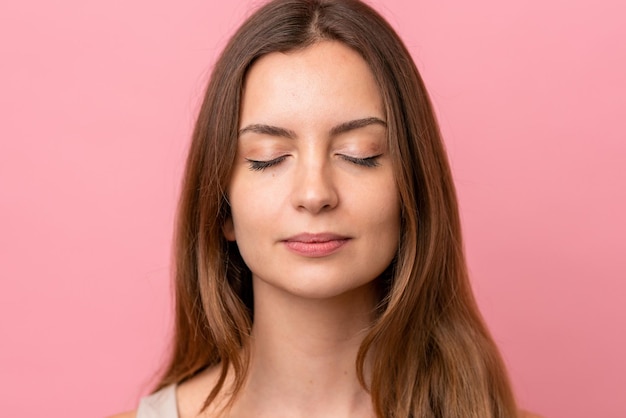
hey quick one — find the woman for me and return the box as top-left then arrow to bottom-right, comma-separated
113,0 -> 541,416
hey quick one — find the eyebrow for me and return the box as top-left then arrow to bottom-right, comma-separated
238,117 -> 386,139
238,124 -> 296,139
329,117 -> 387,136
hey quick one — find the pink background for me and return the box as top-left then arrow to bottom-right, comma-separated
1,1 -> 624,417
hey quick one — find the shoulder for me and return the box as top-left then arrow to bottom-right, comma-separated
107,384 -> 176,418
106,412 -> 136,418
177,365 -> 227,418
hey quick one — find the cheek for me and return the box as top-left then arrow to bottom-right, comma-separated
229,180 -> 284,239
374,193 -> 402,263
362,176 -> 400,225
371,186 -> 401,249
377,199 -> 401,243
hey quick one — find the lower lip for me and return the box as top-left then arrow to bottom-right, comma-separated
283,239 -> 349,257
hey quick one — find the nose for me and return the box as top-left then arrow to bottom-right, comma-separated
290,158 -> 339,214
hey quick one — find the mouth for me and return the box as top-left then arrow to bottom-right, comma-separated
282,233 -> 351,257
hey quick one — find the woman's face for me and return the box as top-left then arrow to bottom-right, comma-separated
224,41 -> 400,301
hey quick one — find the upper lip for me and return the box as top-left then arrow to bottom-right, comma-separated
283,233 -> 350,243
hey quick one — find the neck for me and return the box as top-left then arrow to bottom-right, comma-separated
231,278 -> 376,418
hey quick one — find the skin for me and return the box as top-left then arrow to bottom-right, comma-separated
223,44 -> 400,304
109,41 -> 544,418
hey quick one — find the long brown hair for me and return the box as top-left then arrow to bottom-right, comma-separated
157,0 -> 519,416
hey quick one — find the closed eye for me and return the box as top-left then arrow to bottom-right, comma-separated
245,155 -> 288,171
340,154 -> 382,168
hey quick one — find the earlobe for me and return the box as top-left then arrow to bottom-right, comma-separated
222,217 -> 236,241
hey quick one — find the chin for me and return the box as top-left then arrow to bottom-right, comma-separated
254,273 -> 378,303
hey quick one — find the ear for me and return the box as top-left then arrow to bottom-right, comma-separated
222,216 -> 236,241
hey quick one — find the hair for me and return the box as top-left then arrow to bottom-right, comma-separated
155,0 -> 519,417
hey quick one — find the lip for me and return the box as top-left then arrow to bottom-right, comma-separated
282,233 -> 351,257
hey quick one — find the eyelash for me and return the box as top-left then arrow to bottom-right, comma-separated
340,154 -> 382,168
245,154 -> 382,171
246,156 -> 288,171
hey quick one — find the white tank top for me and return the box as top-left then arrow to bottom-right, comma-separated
136,384 -> 178,418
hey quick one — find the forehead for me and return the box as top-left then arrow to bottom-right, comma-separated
239,41 -> 384,128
